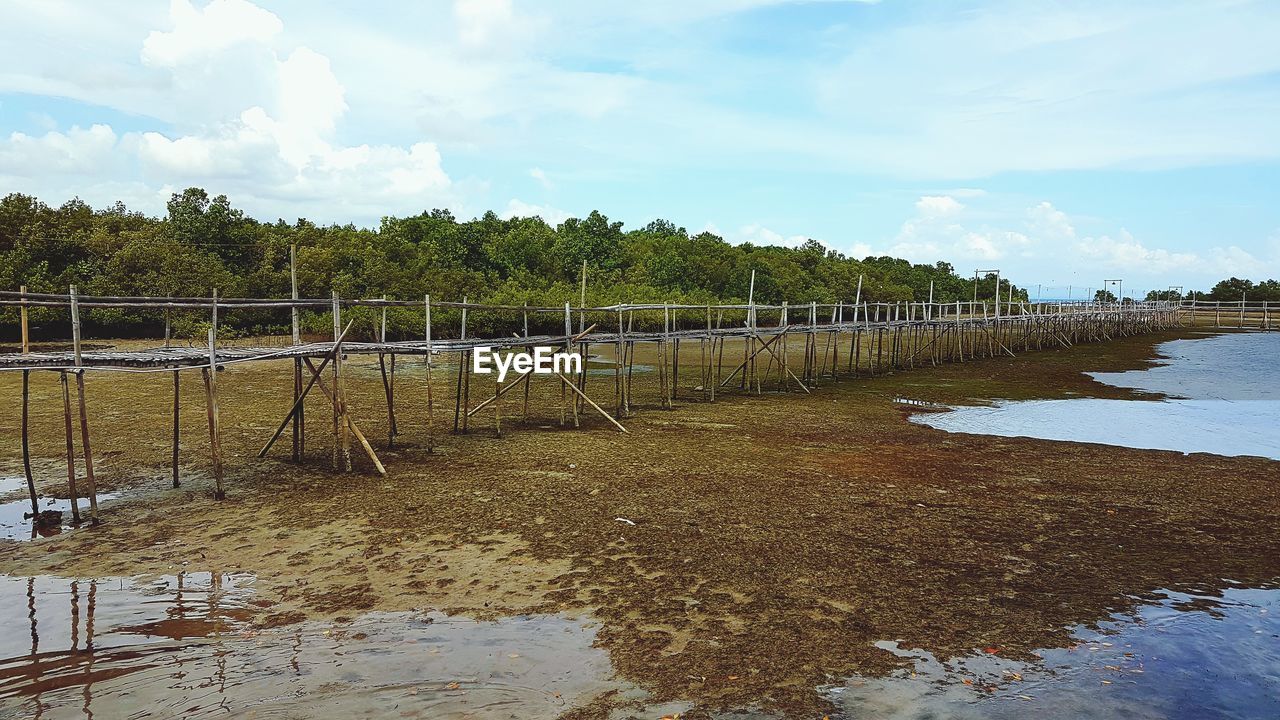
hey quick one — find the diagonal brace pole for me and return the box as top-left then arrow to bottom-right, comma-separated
259,321 -> 353,458
302,358 -> 387,475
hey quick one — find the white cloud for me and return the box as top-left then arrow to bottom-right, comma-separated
1205,245 -> 1268,277
528,167 -> 552,189
890,195 -> 1030,265
915,195 -> 964,218
1073,231 -> 1200,273
454,0 -> 526,49
700,221 -> 852,252
0,124 -> 119,175
141,0 -> 283,68
736,223 -> 824,249
879,196 -> 1277,289
500,198 -> 570,226
0,0 -> 457,223
1027,201 -> 1076,241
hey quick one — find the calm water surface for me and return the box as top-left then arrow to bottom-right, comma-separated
1,572 -> 1275,719
0,475 -> 121,542
0,572 -> 638,719
831,585 -> 1279,719
912,332 -> 1280,460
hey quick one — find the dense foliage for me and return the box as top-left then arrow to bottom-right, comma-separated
3,189 -> 1270,339
0,189 -> 1030,340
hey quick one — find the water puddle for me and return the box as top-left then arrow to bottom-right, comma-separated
0,573 -> 629,719
829,584 -> 1280,719
911,332 -> 1280,460
0,478 -> 122,541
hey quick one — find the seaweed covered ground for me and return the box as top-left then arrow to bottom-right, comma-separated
1,328 -> 1277,717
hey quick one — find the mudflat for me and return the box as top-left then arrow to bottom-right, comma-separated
2,328 -> 1277,717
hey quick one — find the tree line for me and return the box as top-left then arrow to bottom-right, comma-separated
1,188 -> 1270,341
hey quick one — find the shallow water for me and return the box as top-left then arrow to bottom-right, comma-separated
0,572 -> 633,719
4,572 -> 1274,719
831,585 -> 1280,719
912,332 -> 1280,460
0,476 -> 121,541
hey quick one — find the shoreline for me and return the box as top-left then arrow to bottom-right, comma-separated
2,327 -> 1278,717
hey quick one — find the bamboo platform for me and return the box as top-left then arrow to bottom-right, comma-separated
0,278 -> 1239,529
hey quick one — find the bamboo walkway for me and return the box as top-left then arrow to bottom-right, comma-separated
2,279 -> 1257,529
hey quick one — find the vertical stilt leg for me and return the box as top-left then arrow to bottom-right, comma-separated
60,372 -> 79,523
74,371 -> 99,523
21,370 -> 38,521
292,358 -> 303,461
172,370 -> 180,488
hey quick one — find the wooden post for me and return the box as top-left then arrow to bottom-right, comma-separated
301,358 -> 387,475
564,302 -> 578,427
202,328 -> 225,500
460,298 -> 472,434
20,285 -> 29,353
378,296 -> 397,446
171,370 -> 180,488
493,373 -> 502,437
425,294 -> 435,452
291,243 -> 303,462
18,285 -> 37,521
780,301 -> 791,389
258,321 -> 354,458
670,305 -> 680,400
579,259 -> 588,333
70,285 -> 99,524
554,372 -> 628,433
21,369 -> 38,521
60,372 -> 79,523
616,308 -> 625,415
332,292 -> 350,470
332,291 -> 342,465
702,305 -> 711,401
746,271 -> 756,393
522,303 -> 532,421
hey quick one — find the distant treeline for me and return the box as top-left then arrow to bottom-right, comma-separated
1,188 -> 1268,340
1141,278 -> 1280,303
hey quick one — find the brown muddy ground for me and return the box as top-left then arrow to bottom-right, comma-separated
1,328 -> 1278,717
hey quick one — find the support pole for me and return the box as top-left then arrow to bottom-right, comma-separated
259,320 -> 354,458
203,327 -> 225,500
60,372 -> 79,523
332,292 -> 351,471
302,359 -> 387,475
290,242 -> 303,462
21,369 -> 37,521
70,285 -> 99,524
20,285 -> 29,353
425,295 -> 435,452
378,296 -> 397,446
19,285 -> 37,521
171,370 -> 180,488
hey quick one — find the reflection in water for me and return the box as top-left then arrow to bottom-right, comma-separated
912,332 -> 1280,460
0,481 -> 122,542
830,586 -> 1280,720
0,573 -> 253,718
5,571 -> 1276,719
0,573 -> 631,719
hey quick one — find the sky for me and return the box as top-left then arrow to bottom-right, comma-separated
2,0 -> 1279,296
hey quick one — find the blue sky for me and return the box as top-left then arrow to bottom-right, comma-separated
2,0 -> 1278,295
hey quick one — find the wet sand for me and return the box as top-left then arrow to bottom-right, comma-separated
1,328 -> 1278,717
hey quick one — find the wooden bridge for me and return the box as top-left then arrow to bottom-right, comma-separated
0,281 -> 1228,528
